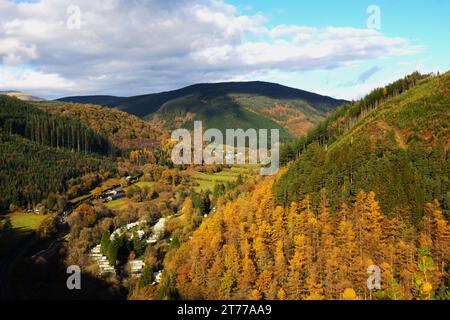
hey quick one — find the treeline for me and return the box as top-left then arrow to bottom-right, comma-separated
160,179 -> 450,300
281,71 -> 430,165
0,131 -> 115,210
0,96 -> 115,156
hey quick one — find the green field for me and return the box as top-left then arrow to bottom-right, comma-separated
0,212 -> 45,258
104,197 -> 130,210
192,165 -> 258,191
8,212 -> 46,230
133,181 -> 154,189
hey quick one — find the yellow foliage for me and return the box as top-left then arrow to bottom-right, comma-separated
159,185 -> 449,301
422,282 -> 432,293
277,288 -> 287,300
249,289 -> 261,300
342,288 -> 358,300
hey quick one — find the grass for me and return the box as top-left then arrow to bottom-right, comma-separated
0,212 -> 44,259
194,172 -> 237,183
193,179 -> 217,192
134,181 -> 154,189
7,212 -> 46,231
104,197 -> 131,210
192,165 -> 258,191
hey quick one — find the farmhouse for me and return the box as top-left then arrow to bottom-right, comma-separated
104,188 -> 125,202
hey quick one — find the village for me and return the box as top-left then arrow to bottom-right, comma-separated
89,217 -> 166,283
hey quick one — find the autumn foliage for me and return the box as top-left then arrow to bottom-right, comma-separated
161,178 -> 450,300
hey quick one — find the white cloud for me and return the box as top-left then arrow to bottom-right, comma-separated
0,38 -> 38,65
0,0 -> 421,98
0,66 -> 75,93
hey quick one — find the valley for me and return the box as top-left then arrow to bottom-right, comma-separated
0,71 -> 449,301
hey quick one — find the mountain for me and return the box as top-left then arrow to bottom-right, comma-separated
0,91 -> 44,102
58,82 -> 348,139
57,95 -> 123,106
275,71 -> 450,222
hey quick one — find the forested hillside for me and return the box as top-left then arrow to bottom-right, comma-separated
275,71 -> 450,222
152,93 -> 292,140
56,95 -> 123,107
0,96 -> 115,156
0,96 -> 116,211
0,132 -> 114,210
35,101 -> 162,150
159,178 -> 450,300
280,72 -> 431,164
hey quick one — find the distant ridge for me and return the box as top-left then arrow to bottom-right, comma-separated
58,81 -> 347,116
0,90 -> 45,102
57,95 -> 124,107
58,81 -> 348,138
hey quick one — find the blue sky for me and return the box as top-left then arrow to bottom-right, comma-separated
1,0 -> 449,99
253,0 -> 449,66
226,0 -> 450,98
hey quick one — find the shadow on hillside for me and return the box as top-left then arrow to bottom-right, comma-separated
9,241 -> 128,300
